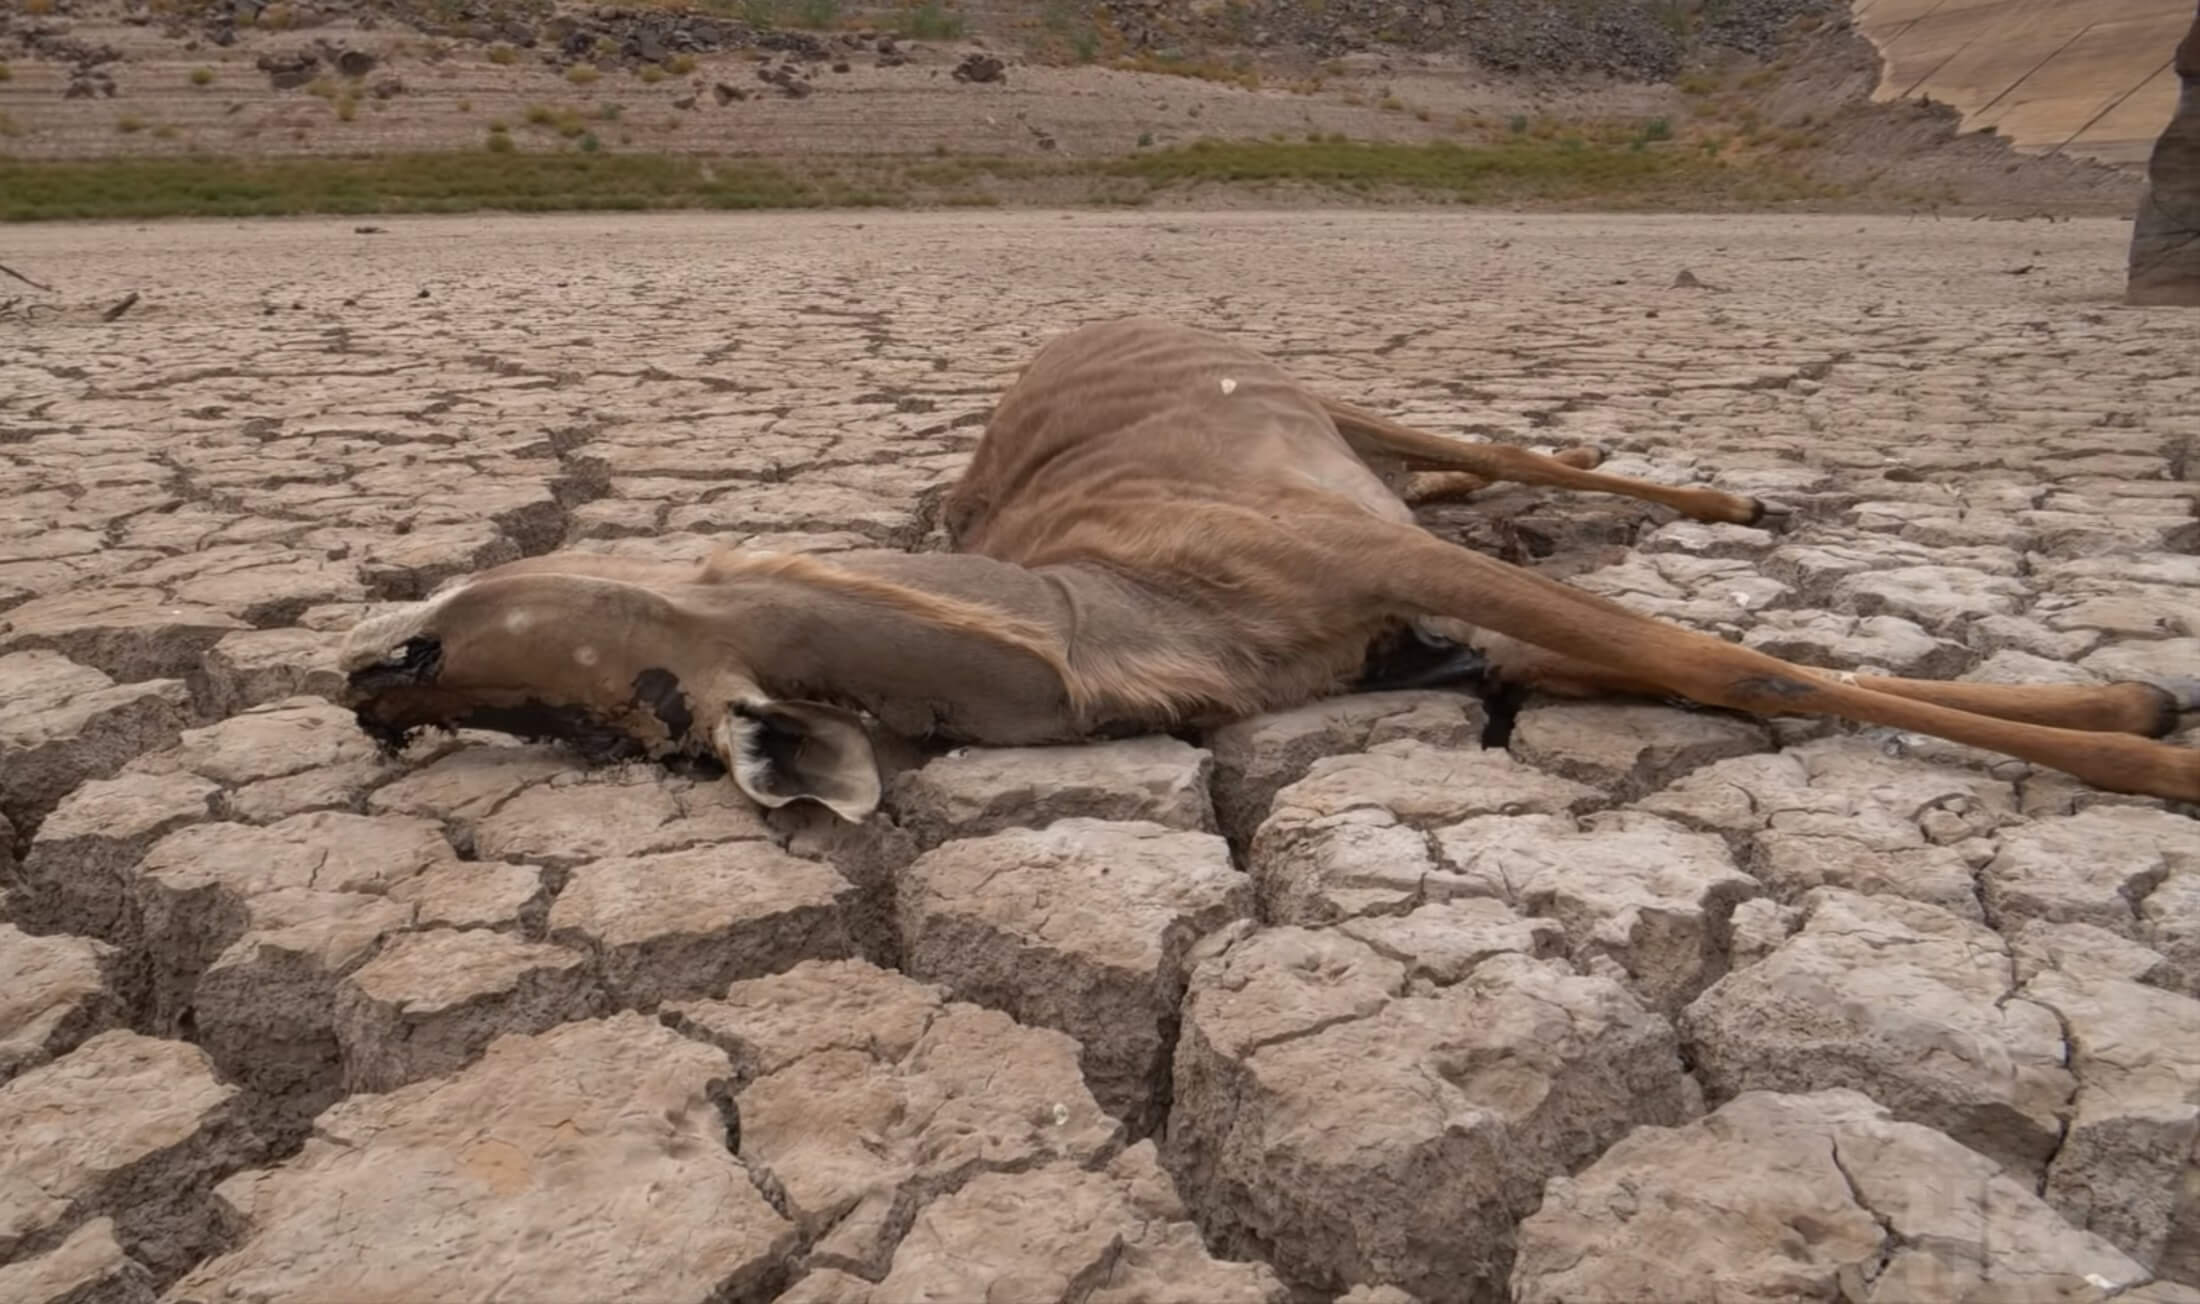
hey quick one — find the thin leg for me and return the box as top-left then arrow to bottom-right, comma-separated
1403,448 -> 1604,507
1322,395 -> 1764,525
1471,632 -> 2185,736
1342,520 -> 2200,801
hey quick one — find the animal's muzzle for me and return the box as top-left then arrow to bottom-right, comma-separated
343,636 -> 446,753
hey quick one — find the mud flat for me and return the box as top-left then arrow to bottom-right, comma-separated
1,208 -> 2195,1301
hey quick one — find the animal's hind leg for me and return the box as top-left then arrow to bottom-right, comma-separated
1346,520 -> 2200,801
1403,448 -> 1604,507
1470,632 -> 2188,736
1322,395 -> 1764,525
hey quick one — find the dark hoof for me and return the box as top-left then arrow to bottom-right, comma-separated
1747,500 -> 1795,532
2138,677 -> 2200,738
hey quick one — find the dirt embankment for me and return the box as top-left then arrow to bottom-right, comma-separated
0,0 -> 2153,216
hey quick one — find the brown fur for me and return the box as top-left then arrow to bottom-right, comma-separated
343,317 -> 2200,815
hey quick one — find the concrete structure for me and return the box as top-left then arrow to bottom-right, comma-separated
1855,0 -> 2191,166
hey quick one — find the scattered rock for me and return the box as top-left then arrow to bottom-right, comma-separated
1513,1089 -> 2150,1302
254,50 -> 320,90
952,52 -> 1006,83
899,819 -> 1249,1126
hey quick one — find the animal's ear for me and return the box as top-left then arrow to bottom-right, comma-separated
715,699 -> 882,822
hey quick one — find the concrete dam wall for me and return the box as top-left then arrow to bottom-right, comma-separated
1853,0 -> 2191,167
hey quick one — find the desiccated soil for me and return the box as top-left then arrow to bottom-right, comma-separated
1,208 -> 2197,1302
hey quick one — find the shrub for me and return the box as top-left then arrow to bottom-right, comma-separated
567,64 -> 601,85
486,126 -> 514,151
190,66 -> 216,87
487,44 -> 519,66
116,113 -> 148,133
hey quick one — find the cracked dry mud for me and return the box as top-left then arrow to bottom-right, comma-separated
1,209 -> 2197,1303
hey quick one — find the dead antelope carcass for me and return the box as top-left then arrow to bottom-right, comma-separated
341,317 -> 2200,819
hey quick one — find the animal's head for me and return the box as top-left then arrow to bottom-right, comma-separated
337,557 -> 883,821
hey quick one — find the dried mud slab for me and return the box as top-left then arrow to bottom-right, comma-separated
1682,888 -> 2073,1173
0,1218 -> 155,1304
0,651 -> 189,835
0,1031 -> 262,1282
2023,970 -> 2200,1280
166,1014 -> 795,1304
547,843 -> 858,1007
1204,691 -> 1485,844
888,735 -> 1217,849
668,959 -> 1132,1280
898,818 -> 1250,1127
0,924 -> 123,1085
332,928 -> 603,1093
1508,699 -> 1771,800
1168,926 -> 1696,1302
1513,1089 -> 2157,1302
1250,739 -> 1602,925
778,1145 -> 1290,1304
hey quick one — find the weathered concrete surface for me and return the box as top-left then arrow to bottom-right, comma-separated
1856,0 -> 2190,167
1,210 -> 2197,1299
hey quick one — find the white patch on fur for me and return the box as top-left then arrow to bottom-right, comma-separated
1219,377 -> 1237,395
574,646 -> 599,667
504,610 -> 532,634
